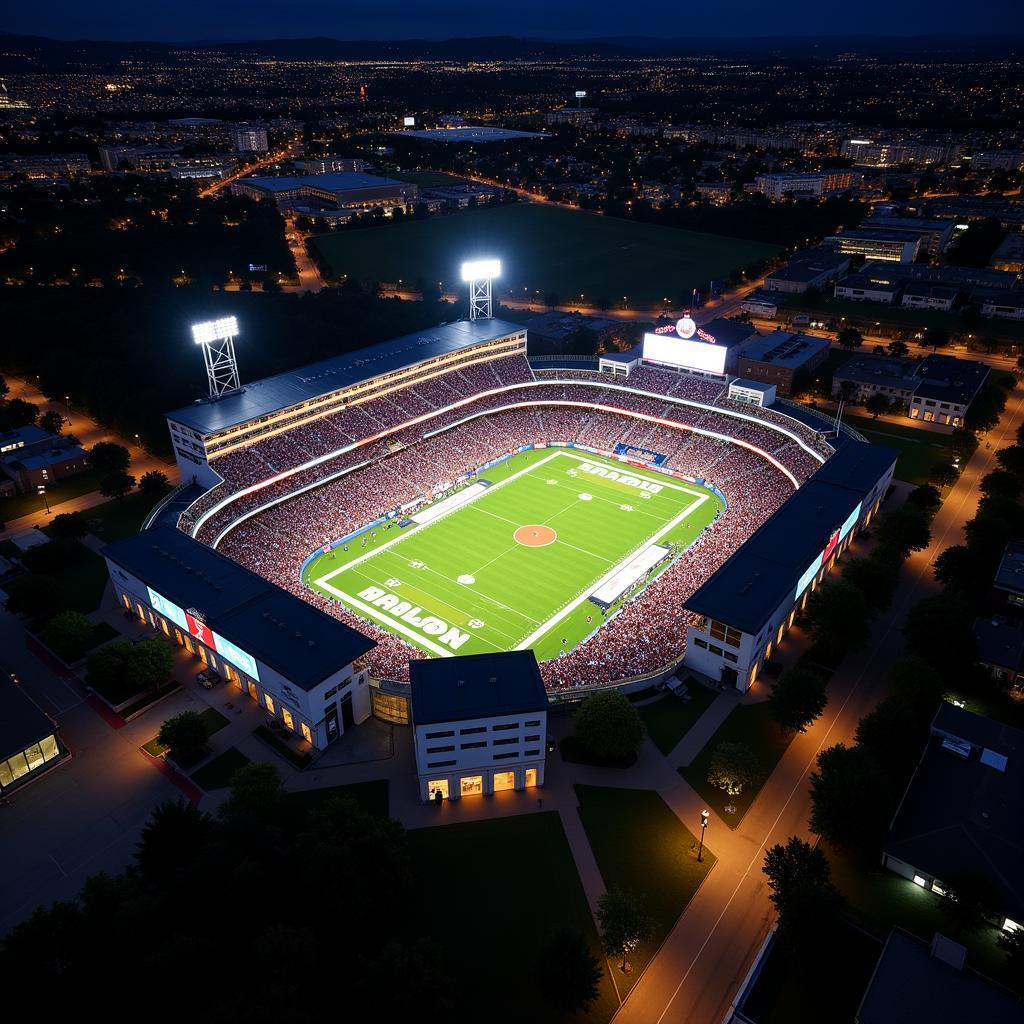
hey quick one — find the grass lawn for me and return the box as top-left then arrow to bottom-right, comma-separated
390,169 -> 467,187
191,747 -> 251,790
310,202 -> 779,306
638,687 -> 718,757
83,492 -> 161,541
409,812 -> 619,1024
678,700 -> 793,827
142,706 -> 231,757
287,779 -> 389,819
741,922 -> 881,1024
825,846 -> 1007,981
844,415 -> 956,486
575,785 -> 715,995
0,467 -> 107,522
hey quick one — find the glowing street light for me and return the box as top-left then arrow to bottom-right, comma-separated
697,809 -> 710,862
461,259 -> 501,320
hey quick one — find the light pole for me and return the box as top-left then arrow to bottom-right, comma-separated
697,809 -> 710,862
37,484 -> 49,514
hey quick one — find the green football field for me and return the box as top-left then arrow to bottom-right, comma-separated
304,448 -> 723,662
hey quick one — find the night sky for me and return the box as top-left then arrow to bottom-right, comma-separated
2,0 -> 1020,42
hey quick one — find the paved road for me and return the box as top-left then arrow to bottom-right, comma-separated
611,383 -> 1024,1024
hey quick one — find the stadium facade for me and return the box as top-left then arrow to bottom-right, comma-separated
110,314 -> 897,749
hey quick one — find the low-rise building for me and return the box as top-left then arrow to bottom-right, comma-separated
0,425 -> 90,494
232,172 -> 418,213
410,650 -> 548,802
882,704 -> 1024,934
0,670 -> 68,794
989,233 -> 1024,274
763,248 -> 851,294
832,353 -> 989,428
972,617 -> 1024,689
992,541 -> 1024,611
972,288 -> 1024,321
524,310 -> 618,354
825,228 -> 921,263
753,170 -> 860,201
735,330 -> 831,395
901,281 -> 959,312
834,267 -> 904,304
740,291 -> 779,318
695,182 -> 733,205
862,215 -> 955,256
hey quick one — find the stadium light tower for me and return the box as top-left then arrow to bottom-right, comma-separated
575,89 -> 587,108
192,316 -> 241,398
461,259 -> 501,321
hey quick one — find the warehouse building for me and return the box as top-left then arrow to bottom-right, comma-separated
103,526 -> 375,749
411,651 -> 548,801
763,248 -> 851,295
735,331 -> 831,395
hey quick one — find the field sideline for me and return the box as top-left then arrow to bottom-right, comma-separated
309,202 -> 779,305
304,448 -> 723,662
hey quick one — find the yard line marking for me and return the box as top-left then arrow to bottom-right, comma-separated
516,491 -> 709,652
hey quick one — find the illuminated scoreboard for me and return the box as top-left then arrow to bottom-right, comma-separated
643,317 -> 727,374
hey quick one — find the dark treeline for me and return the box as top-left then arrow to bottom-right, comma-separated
0,286 -> 458,453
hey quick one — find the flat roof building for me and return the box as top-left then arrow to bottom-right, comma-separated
396,126 -> 548,143
825,228 -> 921,264
231,172 -> 417,211
0,673 -> 67,793
990,233 -> 1024,274
410,651 -> 548,802
736,331 -> 831,395
764,248 -> 851,294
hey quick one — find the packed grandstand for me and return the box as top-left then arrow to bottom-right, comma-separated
169,318 -> 842,691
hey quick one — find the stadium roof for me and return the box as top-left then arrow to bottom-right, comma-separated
103,525 -> 375,690
237,172 -> 403,193
409,650 -> 548,725
685,441 -> 896,634
166,318 -> 524,436
396,126 -> 548,142
857,929 -> 1024,1024
0,679 -> 56,760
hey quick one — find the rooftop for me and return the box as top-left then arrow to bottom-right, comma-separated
103,525 -> 375,690
857,929 -> 1024,1024
166,317 -> 524,436
237,172 -> 403,193
994,540 -> 1024,595
410,650 -> 548,725
740,331 -> 831,369
0,677 -> 56,758
972,618 -> 1024,670
885,706 -> 1024,922
686,441 -> 897,633
396,126 -> 548,143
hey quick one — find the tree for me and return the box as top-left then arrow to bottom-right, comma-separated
89,441 -> 130,474
875,507 -> 931,558
135,798 -> 216,884
38,410 -> 66,436
805,579 -> 872,653
768,668 -> 828,735
0,374 -> 7,402
138,470 -> 170,499
809,744 -> 892,853
41,610 -> 94,661
1,398 -> 39,428
597,887 -> 653,973
933,544 -> 981,594
841,556 -> 898,610
837,326 -> 863,350
157,710 -> 209,765
125,638 -> 174,693
48,511 -> 88,540
100,471 -> 135,501
996,445 -> 1024,478
940,871 -> 1001,937
886,339 -> 909,357
707,741 -> 761,795
928,459 -> 959,487
925,326 -> 950,352
219,762 -> 285,823
536,930 -> 603,1014
904,484 -> 941,517
855,698 -> 927,783
980,469 -> 1022,502
763,837 -> 843,951
3,573 -> 61,620
887,654 -> 945,718
574,690 -> 644,761
902,594 -> 976,672
864,393 -> 890,418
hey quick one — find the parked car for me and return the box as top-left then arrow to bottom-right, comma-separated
666,677 -> 693,702
196,669 -> 222,689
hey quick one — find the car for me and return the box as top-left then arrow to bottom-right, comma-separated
196,669 -> 222,689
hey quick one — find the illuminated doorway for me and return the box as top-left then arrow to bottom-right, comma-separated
428,779 -> 450,800
525,768 -> 538,788
493,771 -> 515,793
460,775 -> 483,797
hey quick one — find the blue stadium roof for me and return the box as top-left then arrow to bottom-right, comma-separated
409,650 -> 548,725
167,318 -> 524,436
685,441 -> 897,634
103,525 -> 375,690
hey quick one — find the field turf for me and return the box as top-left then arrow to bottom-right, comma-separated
304,448 -> 722,662
309,202 -> 779,305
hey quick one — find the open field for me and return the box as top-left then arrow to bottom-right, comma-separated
305,448 -> 722,662
844,414 -> 956,486
310,202 -> 779,305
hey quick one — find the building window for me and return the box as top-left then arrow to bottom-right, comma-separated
264,694 -> 275,715
427,779 -> 450,800
525,720 -> 541,727
460,726 -> 486,735
300,722 -> 313,744
525,749 -> 540,756
492,723 -> 518,732
525,768 -> 538,788
493,752 -> 519,760
281,708 -> 294,731
425,729 -> 455,739
460,775 -> 483,796
494,738 -> 518,746
461,741 -> 486,750
427,744 -> 455,753
427,759 -> 457,769
694,638 -> 708,649
493,771 -> 515,792
525,735 -> 540,742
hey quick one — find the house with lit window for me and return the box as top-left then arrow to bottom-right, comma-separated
102,525 -> 375,750
0,669 -> 68,793
410,650 -> 548,801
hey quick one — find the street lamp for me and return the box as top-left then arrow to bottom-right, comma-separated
36,484 -> 49,514
697,809 -> 710,862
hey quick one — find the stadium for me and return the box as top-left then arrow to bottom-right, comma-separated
102,281 -> 896,748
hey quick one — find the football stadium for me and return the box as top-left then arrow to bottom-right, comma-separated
102,282 -> 896,748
